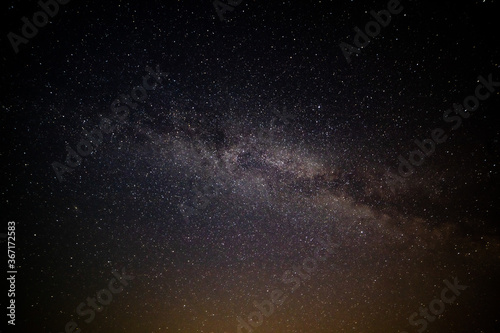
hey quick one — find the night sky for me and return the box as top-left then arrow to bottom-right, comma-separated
2,0 -> 500,332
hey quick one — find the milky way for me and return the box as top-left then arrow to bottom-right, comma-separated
2,0 -> 500,332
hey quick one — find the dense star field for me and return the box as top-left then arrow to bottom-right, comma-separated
1,0 -> 500,332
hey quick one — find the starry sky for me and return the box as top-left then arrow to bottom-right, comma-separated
2,0 -> 500,332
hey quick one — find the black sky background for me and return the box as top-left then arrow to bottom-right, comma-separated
1,0 -> 500,332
